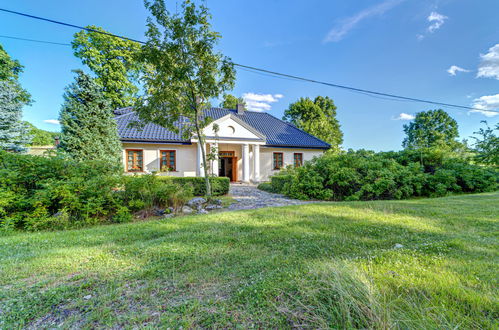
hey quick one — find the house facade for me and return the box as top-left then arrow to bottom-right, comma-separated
115,106 -> 330,182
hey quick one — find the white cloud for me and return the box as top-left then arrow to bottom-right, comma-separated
323,0 -> 404,43
427,12 -> 448,33
44,119 -> 60,125
470,94 -> 499,117
477,44 -> 499,80
393,113 -> 415,120
242,93 -> 283,112
447,65 -> 470,76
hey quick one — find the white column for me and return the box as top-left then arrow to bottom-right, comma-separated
197,142 -> 205,177
253,144 -> 260,183
242,143 -> 250,183
211,142 -> 219,176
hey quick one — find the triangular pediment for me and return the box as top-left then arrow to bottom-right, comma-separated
202,114 -> 265,141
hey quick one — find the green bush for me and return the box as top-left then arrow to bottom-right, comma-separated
0,151 -> 195,231
270,150 -> 498,201
270,175 -> 294,194
156,176 -> 230,196
123,174 -> 192,215
0,151 -> 124,230
257,182 -> 273,192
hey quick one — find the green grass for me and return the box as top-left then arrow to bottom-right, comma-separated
1,193 -> 498,328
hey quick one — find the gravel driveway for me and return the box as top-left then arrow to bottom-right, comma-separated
227,183 -> 314,211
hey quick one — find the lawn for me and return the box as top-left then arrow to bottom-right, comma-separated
0,193 -> 498,328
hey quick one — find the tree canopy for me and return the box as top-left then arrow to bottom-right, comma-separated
471,121 -> 498,166
72,26 -> 141,110
0,81 -> 31,152
59,70 -> 122,165
283,96 -> 343,151
402,109 -> 460,150
23,122 -> 58,146
136,0 -> 235,196
220,94 -> 245,109
0,44 -> 32,105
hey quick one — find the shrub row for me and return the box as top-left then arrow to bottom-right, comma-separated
156,176 -> 230,196
0,151 -> 229,231
268,150 -> 498,201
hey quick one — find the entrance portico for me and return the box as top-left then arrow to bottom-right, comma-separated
194,112 -> 266,183
195,141 -> 263,183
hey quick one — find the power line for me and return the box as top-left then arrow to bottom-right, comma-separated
1,7 -> 498,115
0,8 -> 145,44
0,34 -> 70,46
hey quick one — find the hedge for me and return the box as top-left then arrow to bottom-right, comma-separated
157,176 -> 230,196
266,150 -> 498,201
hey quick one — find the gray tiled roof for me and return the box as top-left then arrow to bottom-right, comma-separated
115,107 -> 330,149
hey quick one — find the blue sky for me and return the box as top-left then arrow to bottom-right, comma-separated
0,0 -> 498,151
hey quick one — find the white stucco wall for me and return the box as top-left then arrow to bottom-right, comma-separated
122,142 -> 325,182
258,147 -> 325,181
122,142 -> 197,177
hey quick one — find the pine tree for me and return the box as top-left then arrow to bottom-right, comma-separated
0,81 -> 31,152
59,70 -> 122,165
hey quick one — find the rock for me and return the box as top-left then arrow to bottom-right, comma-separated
163,213 -> 175,219
394,243 -> 404,249
152,208 -> 165,216
166,207 -> 174,214
205,204 -> 223,211
83,295 -> 92,300
182,206 -> 193,214
187,197 -> 206,208
210,199 -> 223,205
197,209 -> 209,214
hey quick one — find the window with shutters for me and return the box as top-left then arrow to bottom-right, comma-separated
126,149 -> 143,172
160,150 -> 176,171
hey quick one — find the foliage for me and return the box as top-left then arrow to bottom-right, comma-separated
219,93 -> 245,109
0,81 -> 31,152
0,43 -> 32,104
23,122 -> 58,146
256,182 -> 273,192
0,152 -> 195,231
72,25 -> 141,110
268,150 -> 498,200
136,0 -> 236,197
59,70 -> 122,165
471,120 -> 498,166
123,174 -> 192,215
283,96 -> 343,151
402,109 -> 460,150
157,176 -> 230,196
1,192 -> 497,328
0,150 -> 124,231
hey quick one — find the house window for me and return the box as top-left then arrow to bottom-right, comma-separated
160,150 -> 176,171
126,149 -> 143,172
294,153 -> 303,167
273,152 -> 283,170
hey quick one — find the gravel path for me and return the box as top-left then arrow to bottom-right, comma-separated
227,183 -> 314,211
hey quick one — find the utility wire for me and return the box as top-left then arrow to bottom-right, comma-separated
0,34 -> 70,46
0,8 -> 145,44
1,7 -> 498,114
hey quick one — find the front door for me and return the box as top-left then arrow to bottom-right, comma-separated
218,151 -> 237,182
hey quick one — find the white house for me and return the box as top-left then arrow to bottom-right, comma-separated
115,105 -> 330,182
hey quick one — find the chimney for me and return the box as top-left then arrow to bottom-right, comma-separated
236,103 -> 245,115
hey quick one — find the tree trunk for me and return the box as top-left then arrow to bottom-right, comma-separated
194,116 -> 212,198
